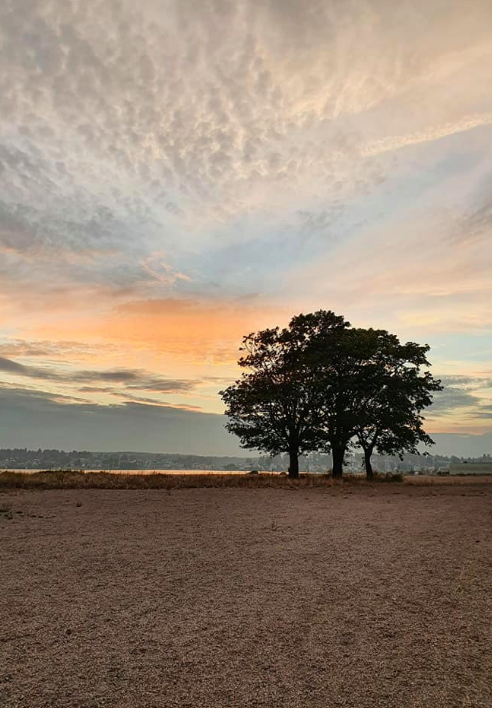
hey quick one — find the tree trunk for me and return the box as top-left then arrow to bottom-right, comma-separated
288,449 -> 299,479
332,446 -> 344,478
364,448 -> 374,480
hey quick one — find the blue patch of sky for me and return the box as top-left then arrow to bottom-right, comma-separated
428,331 -> 492,367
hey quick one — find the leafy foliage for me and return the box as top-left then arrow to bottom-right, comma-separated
348,331 -> 443,477
220,311 -> 348,477
221,311 -> 442,479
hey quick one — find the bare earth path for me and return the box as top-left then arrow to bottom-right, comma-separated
1,484 -> 491,708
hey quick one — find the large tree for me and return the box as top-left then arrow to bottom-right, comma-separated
296,323 -> 378,478
352,334 -> 442,478
290,323 -> 441,479
222,312 -> 441,481
220,312 -> 348,478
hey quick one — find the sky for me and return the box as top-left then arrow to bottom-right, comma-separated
0,0 -> 492,456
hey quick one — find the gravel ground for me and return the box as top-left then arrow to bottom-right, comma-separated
1,484 -> 491,708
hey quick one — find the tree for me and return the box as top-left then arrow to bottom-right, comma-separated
222,311 -> 442,481
351,332 -> 443,479
220,312 -> 348,478
286,322 -> 441,479
296,322 -> 376,478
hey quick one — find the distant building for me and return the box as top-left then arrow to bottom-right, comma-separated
449,463 -> 492,475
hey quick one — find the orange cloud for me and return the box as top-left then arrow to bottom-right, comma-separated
27,296 -> 289,365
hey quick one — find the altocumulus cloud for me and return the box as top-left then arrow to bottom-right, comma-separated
1,0 -> 492,299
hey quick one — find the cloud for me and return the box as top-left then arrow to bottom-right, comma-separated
0,383 -> 489,456
111,392 -> 203,410
0,386 -> 239,454
428,375 -> 492,423
1,0 -> 491,280
362,113 -> 492,158
85,296 -> 289,362
451,178 -> 492,247
0,0 -> 492,447
0,356 -> 30,376
0,339 -> 117,360
0,355 -> 196,393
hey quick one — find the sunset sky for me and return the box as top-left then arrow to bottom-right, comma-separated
1,0 -> 491,455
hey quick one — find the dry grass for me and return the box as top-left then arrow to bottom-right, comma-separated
405,474 -> 492,485
2,470 -> 491,491
0,470 -> 406,490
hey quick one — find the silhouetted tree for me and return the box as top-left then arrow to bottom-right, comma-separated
222,312 -> 441,481
220,312 -> 348,478
282,320 -> 375,477
352,333 -> 442,478
277,311 -> 358,477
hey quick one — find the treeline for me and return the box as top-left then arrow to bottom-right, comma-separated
1,448 -> 490,473
0,449 -> 254,471
221,310 -> 443,479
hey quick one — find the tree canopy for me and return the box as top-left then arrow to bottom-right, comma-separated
220,310 -> 442,478
348,330 -> 442,478
220,312 -> 348,478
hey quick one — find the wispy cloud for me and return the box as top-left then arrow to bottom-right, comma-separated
427,375 -> 492,431
0,355 -> 197,394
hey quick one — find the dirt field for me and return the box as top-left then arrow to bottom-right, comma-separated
1,484 -> 491,708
